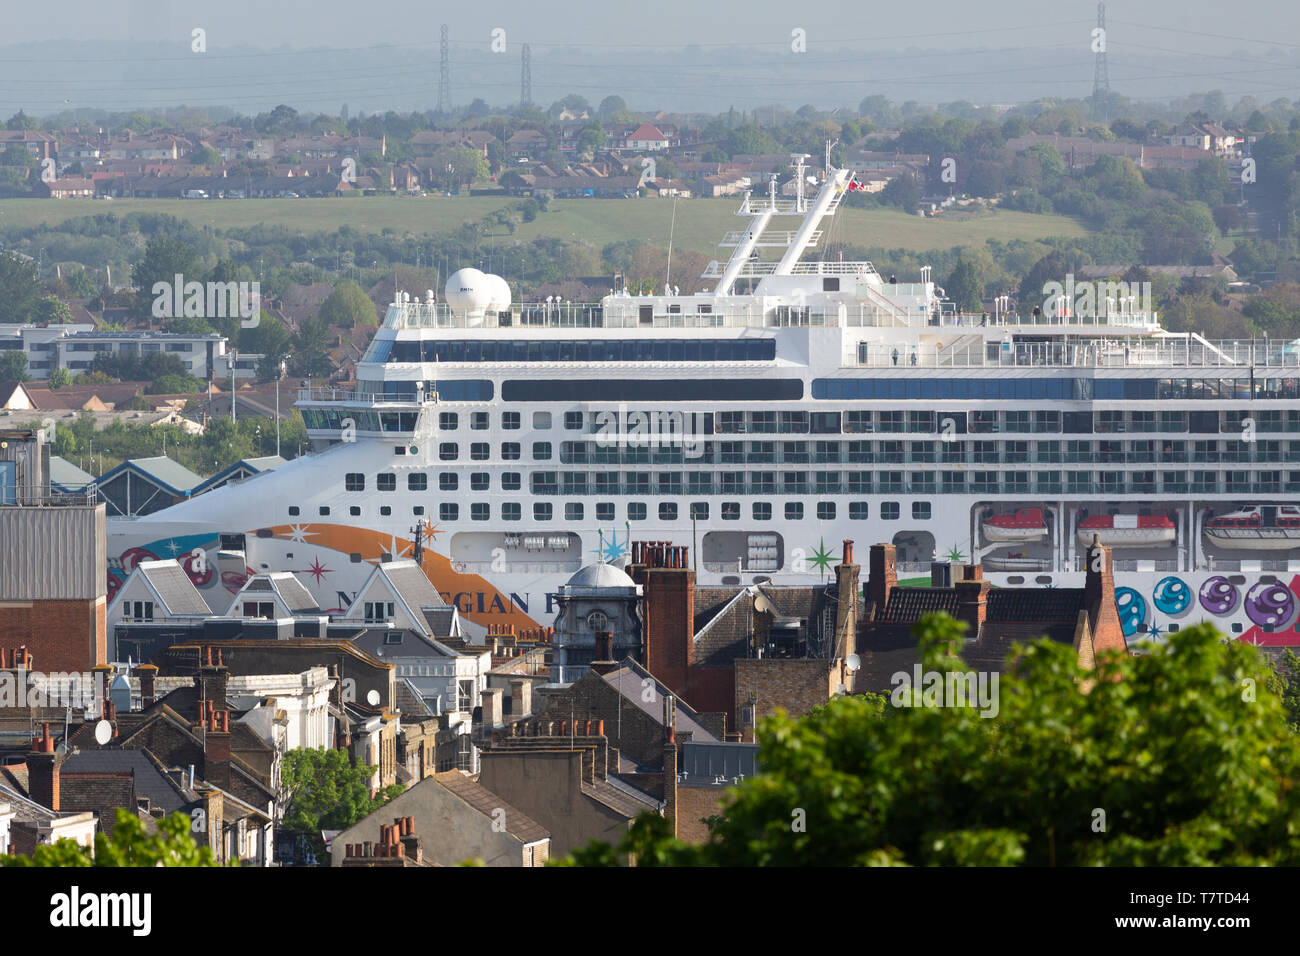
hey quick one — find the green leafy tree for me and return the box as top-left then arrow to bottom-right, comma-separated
289,312 -> 336,376
132,237 -> 200,322
0,350 -> 29,382
598,95 -> 627,118
562,614 -> 1300,866
943,258 -> 983,312
47,366 -> 70,388
318,279 -> 378,328
280,748 -> 404,861
1,808 -> 228,867
0,252 -> 44,325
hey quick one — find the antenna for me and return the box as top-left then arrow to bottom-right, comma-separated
520,44 -> 532,108
1092,3 -> 1110,125
437,24 -> 450,114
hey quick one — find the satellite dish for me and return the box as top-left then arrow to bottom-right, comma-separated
752,592 -> 779,616
845,653 -> 861,672
366,689 -> 381,706
94,719 -> 113,745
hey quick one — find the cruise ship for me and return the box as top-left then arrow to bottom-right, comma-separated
108,159 -> 1300,648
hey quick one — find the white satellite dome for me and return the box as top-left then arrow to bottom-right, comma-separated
484,273 -> 512,313
444,268 -> 491,315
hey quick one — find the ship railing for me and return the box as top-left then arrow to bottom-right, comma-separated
0,486 -> 98,507
857,338 -> 1300,368
451,560 -> 579,574
297,387 -> 422,404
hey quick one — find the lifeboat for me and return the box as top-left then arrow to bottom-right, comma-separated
982,553 -> 1051,572
1076,513 -> 1175,547
1204,505 -> 1300,551
982,507 -> 1049,542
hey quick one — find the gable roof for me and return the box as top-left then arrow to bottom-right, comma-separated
61,749 -> 188,815
131,559 -> 213,616
48,455 -> 94,491
431,771 -> 549,843
599,659 -> 718,743
627,123 -> 667,141
98,456 -> 204,495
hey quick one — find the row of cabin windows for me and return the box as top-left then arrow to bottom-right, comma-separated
435,410 -> 586,431
379,500 -> 929,522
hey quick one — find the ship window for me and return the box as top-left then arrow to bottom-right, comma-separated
439,412 -> 458,430
413,506 -> 424,516
822,277 -> 840,292
722,501 -> 740,520
439,473 -> 458,491
913,502 -> 932,519
345,473 -> 365,491
533,442 -> 552,460
439,443 -> 458,461
566,503 -> 584,521
471,473 -> 489,490
660,502 -> 678,520
849,502 -> 869,520
597,502 -> 615,521
503,502 -> 521,521
288,506 -> 299,516
535,503 -> 553,521
471,412 -> 489,430
628,502 -> 647,521
503,412 -> 521,429
502,443 -> 521,460
319,506 -> 331,516
786,502 -> 804,520
408,473 -> 427,491
440,503 -> 458,521
350,506 -> 361,516
817,502 -> 835,520
470,442 -> 489,460
881,502 -> 900,520
689,502 -> 709,520
471,503 -> 490,521
752,502 -> 771,521
502,472 -> 521,490
533,412 -> 552,429
564,411 -> 583,430
380,506 -> 392,516
377,474 -> 396,491
350,553 -> 362,562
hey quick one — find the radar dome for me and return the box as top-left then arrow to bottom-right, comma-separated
484,273 -> 512,313
445,268 -> 491,315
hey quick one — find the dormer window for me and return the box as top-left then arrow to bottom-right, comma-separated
364,601 -> 395,623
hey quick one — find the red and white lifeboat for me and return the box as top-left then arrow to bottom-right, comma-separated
982,508 -> 1049,542
1077,513 -> 1175,547
1204,505 -> 1300,550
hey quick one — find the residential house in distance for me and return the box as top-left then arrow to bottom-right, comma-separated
37,178 -> 96,199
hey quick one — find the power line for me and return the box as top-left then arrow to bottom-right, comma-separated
1092,2 -> 1110,125
438,24 -> 450,114
521,43 -> 532,108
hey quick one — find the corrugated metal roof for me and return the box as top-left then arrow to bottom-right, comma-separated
102,456 -> 204,494
0,504 -> 105,600
48,455 -> 94,490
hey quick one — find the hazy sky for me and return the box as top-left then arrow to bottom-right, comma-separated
2,1 -> 1298,114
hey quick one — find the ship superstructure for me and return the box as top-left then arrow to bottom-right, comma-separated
108,160 -> 1300,648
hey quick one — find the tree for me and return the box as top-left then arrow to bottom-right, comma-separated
723,124 -> 779,157
47,366 -> 70,388
598,95 -> 627,119
880,171 -> 921,214
280,748 -> 404,860
239,313 -> 292,378
0,252 -> 43,325
943,258 -> 983,312
0,350 -> 28,382
132,237 -> 199,322
188,145 -> 221,166
319,279 -> 378,328
1,808 -> 227,866
563,614 -> 1300,866
289,313 -> 335,376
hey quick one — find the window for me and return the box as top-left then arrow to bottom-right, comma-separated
597,502 -> 615,521
785,502 -> 803,520
319,506 -> 331,516
364,601 -> 395,623
660,502 -> 678,520
380,506 -> 392,516
722,501 -> 740,520
535,502 -> 553,521
564,411 -> 584,430
849,501 -> 869,520
628,502 -> 647,521
471,503 -> 490,521
377,473 -> 396,491
458,680 -> 474,713
816,501 -> 835,520
471,412 -> 489,430
533,411 -> 552,429
244,601 -> 275,619
408,473 -> 427,491
350,506 -> 361,516
502,442 -> 521,460
439,473 -> 458,491
470,442 -> 489,460
565,502 -> 584,521
439,412 -> 458,430
439,443 -> 458,461
753,502 -> 772,520
501,472 -> 521,491
502,411 -> 521,429
503,502 -> 521,521
440,503 -> 458,521
913,501 -> 931,519
413,506 -> 424,516
533,441 -> 552,460
345,473 -> 365,491
881,501 -> 900,520
288,506 -> 299,516
129,601 -> 154,622
690,502 -> 709,521
470,473 -> 489,491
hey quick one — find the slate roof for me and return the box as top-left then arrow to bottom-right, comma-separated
99,456 -> 204,494
395,678 -> 434,718
600,659 -> 718,743
986,588 -> 1085,623
136,559 -> 213,615
875,587 -> 960,624
432,772 -> 549,844
421,607 -> 457,637
383,561 -> 449,610
61,750 -> 188,815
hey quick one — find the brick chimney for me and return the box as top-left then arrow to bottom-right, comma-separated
27,723 -> 60,811
833,540 -> 860,660
509,678 -> 532,718
638,542 -> 695,690
398,815 -> 422,864
137,664 -> 158,708
204,708 -> 232,790
662,695 -> 678,838
481,687 -> 503,727
955,564 -> 989,637
197,646 -> 229,712
866,543 -> 897,615
1084,537 -> 1126,654
590,631 -> 618,675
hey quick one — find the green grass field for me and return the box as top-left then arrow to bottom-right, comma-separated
0,195 -> 1089,253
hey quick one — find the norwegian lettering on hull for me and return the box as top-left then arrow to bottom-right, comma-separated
336,591 -> 354,610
